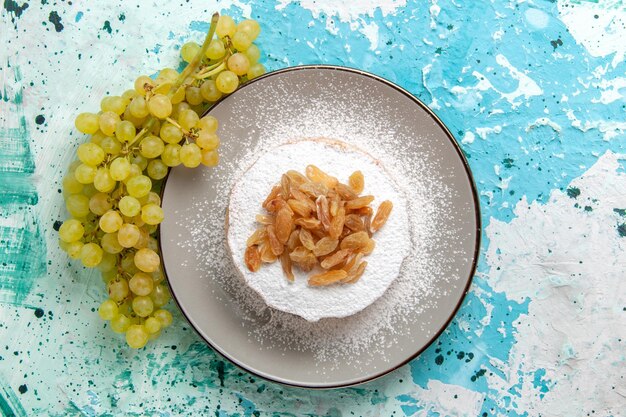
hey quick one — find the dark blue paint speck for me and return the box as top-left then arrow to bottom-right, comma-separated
18,384 -> 27,394
48,11 -> 64,32
35,114 -> 45,125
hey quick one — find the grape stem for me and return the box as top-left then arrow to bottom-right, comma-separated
195,62 -> 227,80
126,12 -> 220,149
172,12 -> 220,92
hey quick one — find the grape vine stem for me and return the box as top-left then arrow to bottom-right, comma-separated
127,12 -> 220,148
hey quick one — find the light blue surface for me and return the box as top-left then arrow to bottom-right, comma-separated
1,0 -> 624,415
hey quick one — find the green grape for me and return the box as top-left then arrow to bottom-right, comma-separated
151,284 -> 170,308
153,309 -> 173,327
63,174 -> 84,194
101,269 -> 117,282
141,204 -> 164,225
159,123 -> 183,144
156,68 -> 179,84
134,75 -> 154,95
196,115 -> 218,133
121,252 -> 139,274
215,71 -> 239,94
115,120 -> 136,142
119,195 -> 141,217
147,159 -> 168,180
59,219 -> 84,243
161,144 -> 182,167
122,89 -> 139,101
90,131 -> 106,145
185,86 -> 203,106
111,314 -> 131,333
66,194 -> 90,218
216,15 -> 236,38
99,111 -> 121,136
101,96 -> 127,115
129,96 -> 150,118
227,53 -> 250,76
108,278 -> 129,302
75,113 -> 100,134
129,272 -> 154,296
109,157 -> 131,181
152,269 -> 165,284
247,63 -> 266,79
196,131 -> 220,150
125,324 -> 149,348
118,223 -> 140,248
147,94 -> 172,119
126,175 -> 152,198
171,101 -> 191,119
98,299 -> 119,320
170,85 -> 186,104
180,143 -> 202,168
131,215 -> 146,228
99,210 -> 123,233
134,248 -> 160,272
74,164 -> 96,184
123,107 -> 146,128
66,241 -> 84,259
205,39 -> 225,59
80,242 -> 103,267
77,143 -> 105,166
147,227 -> 159,240
123,164 -> 143,183
100,136 -> 122,155
144,317 -> 161,334
131,154 -> 149,171
132,296 -> 154,317
98,252 -> 117,272
244,44 -> 260,63
133,228 -> 150,249
237,19 -> 261,40
232,31 -> 252,51
201,149 -> 220,167
81,183 -> 98,198
200,80 -> 222,102
178,109 -> 199,130
146,189 -> 162,205
101,232 -> 123,254
181,41 -> 200,63
139,135 -> 165,159
89,192 -> 112,216
94,168 -> 116,193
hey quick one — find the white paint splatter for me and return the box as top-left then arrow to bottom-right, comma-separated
526,117 -> 562,133
462,131 -> 476,144
275,0 -> 405,50
525,8 -> 550,29
557,0 -> 626,68
591,76 -> 626,104
484,151 -> 626,416
494,54 -> 543,105
475,125 -> 502,139
565,109 -> 626,141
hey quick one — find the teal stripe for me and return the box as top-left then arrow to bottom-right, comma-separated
0,380 -> 27,417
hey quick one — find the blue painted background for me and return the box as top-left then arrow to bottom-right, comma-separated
1,0 -> 624,415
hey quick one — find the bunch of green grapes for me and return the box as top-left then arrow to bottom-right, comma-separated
58,13 -> 265,349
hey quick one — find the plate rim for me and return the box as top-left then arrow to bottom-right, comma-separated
158,64 -> 482,389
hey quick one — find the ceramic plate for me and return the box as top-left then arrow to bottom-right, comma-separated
159,66 -> 480,388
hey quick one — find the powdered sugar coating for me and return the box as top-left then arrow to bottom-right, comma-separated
165,69 -> 476,370
227,139 -> 410,321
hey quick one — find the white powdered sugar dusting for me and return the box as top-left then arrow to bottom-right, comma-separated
169,72 -> 467,368
227,139 -> 411,322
